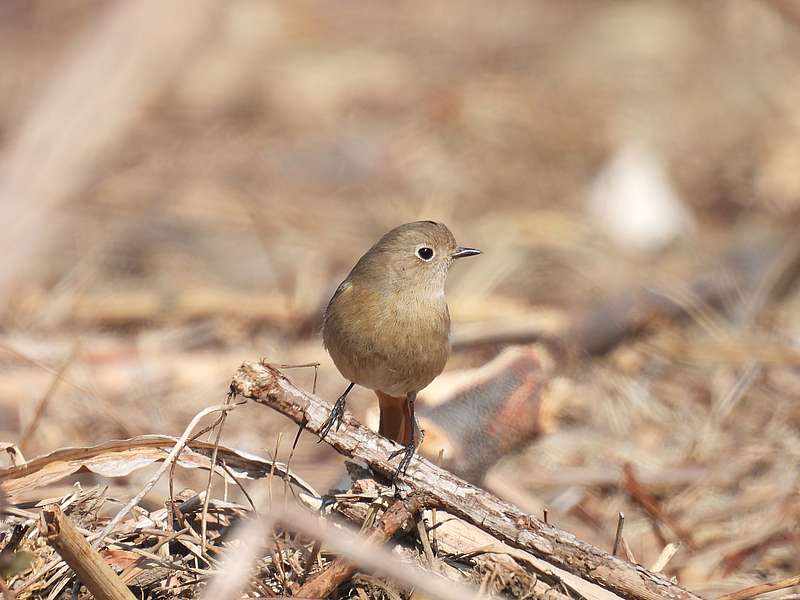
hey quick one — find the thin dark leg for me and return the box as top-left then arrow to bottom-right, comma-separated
318,382 -> 354,441
389,391 -> 419,481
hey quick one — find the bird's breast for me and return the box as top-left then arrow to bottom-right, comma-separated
323,283 -> 451,394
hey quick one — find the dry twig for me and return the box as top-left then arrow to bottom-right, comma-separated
296,496 -> 422,598
38,505 -> 136,600
716,575 -> 800,600
612,513 -> 625,557
263,504 -> 485,600
621,464 -> 696,551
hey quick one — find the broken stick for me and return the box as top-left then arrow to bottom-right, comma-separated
38,505 -> 136,600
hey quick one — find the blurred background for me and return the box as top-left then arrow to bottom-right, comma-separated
2,0 -> 800,595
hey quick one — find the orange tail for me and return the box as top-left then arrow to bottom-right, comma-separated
375,391 -> 413,445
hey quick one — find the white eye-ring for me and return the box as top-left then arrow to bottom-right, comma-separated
415,245 -> 435,261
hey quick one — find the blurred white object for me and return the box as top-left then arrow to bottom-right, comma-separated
587,141 -> 694,253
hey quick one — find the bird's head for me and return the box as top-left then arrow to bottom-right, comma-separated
351,221 -> 481,295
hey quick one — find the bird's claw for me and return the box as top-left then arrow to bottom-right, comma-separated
389,441 -> 416,482
318,397 -> 346,442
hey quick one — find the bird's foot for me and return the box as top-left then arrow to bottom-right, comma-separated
388,440 -> 417,482
318,396 -> 346,441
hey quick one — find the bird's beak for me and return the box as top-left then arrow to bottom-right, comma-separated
452,246 -> 481,259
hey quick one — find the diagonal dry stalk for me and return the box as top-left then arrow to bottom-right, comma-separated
198,515 -> 268,600
295,496 -> 423,598
715,574 -> 800,600
0,0 -> 220,305
231,360 -> 703,600
262,503 -> 485,600
18,342 -> 79,453
93,401 -> 245,547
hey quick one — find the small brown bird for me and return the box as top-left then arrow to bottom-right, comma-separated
321,221 -> 480,479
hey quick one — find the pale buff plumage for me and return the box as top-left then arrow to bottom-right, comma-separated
321,221 -> 480,476
323,221 -> 464,396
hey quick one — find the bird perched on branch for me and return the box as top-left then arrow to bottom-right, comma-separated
321,221 -> 480,479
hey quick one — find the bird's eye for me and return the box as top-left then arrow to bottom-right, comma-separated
416,246 -> 434,261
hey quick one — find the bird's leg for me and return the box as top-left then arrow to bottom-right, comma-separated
318,382 -> 354,441
389,391 -> 420,481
